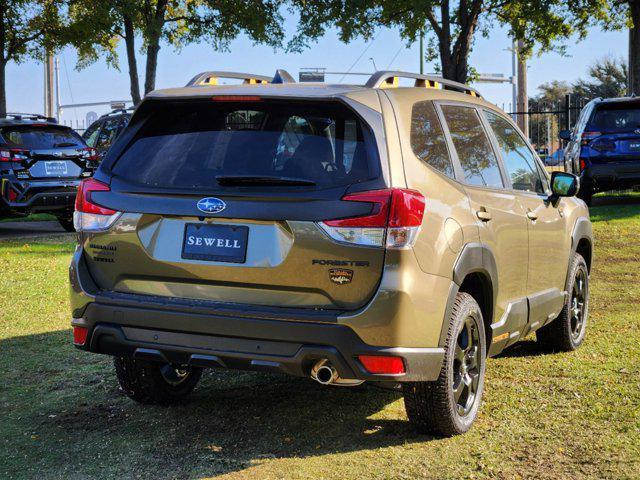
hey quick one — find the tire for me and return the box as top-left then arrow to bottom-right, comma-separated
57,215 -> 76,232
536,253 -> 589,352
577,186 -> 593,206
114,357 -> 203,405
402,292 -> 486,436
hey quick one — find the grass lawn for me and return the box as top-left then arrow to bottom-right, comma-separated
1,197 -> 639,480
0,213 -> 56,223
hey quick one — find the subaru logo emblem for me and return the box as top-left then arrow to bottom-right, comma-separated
196,197 -> 226,214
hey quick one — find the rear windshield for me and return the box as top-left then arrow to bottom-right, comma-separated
111,100 -> 380,189
589,103 -> 640,132
0,125 -> 84,149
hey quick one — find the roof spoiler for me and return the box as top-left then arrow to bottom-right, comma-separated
365,71 -> 482,98
2,113 -> 57,123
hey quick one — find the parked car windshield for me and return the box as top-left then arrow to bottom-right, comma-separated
589,103 -> 640,132
111,100 -> 380,190
0,125 -> 84,149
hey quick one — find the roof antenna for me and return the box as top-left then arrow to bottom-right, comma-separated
272,69 -> 296,84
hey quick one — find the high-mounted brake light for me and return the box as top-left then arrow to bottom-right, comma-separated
73,178 -> 121,231
211,95 -> 262,102
319,188 -> 425,248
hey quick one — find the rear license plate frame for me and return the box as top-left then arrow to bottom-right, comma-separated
44,160 -> 68,176
181,223 -> 249,263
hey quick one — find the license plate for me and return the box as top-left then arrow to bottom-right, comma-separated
181,223 -> 248,263
44,161 -> 68,176
630,142 -> 640,151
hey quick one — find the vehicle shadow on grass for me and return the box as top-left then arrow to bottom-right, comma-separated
3,330 -> 434,479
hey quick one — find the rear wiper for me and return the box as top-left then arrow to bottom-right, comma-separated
53,142 -> 78,147
215,175 -> 316,186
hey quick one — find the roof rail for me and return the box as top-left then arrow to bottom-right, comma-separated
2,112 -> 57,123
271,69 -> 296,84
186,71 -> 271,87
365,71 -> 482,98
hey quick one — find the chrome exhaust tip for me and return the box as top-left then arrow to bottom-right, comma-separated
310,359 -> 364,387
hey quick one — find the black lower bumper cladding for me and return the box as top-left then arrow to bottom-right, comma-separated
73,296 -> 444,382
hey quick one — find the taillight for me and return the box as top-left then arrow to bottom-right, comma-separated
319,188 -> 425,248
581,131 -> 601,146
0,148 -> 30,163
589,138 -> 616,152
73,178 -> 121,231
80,147 -> 99,162
358,355 -> 406,375
579,158 -> 587,172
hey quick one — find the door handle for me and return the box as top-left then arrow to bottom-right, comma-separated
476,208 -> 492,222
526,210 -> 538,221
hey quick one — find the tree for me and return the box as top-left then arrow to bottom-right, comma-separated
0,0 -> 61,115
66,0 -> 285,105
292,0 -> 611,83
573,56 -> 628,99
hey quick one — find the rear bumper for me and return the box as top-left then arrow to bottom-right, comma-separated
582,162 -> 640,191
72,299 -> 444,382
1,177 -> 80,215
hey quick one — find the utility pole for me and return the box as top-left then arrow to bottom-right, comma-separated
511,40 -> 517,121
516,40 -> 529,137
419,29 -> 424,74
44,51 -> 54,118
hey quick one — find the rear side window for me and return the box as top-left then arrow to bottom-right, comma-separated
485,111 -> 545,193
441,105 -> 503,188
589,103 -> 640,132
410,101 -> 454,178
0,125 -> 83,149
112,101 -> 379,189
83,121 -> 101,147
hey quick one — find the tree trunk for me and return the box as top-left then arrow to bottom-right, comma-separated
0,60 -> 6,117
123,14 -> 141,105
143,0 -> 168,95
144,40 -> 160,94
629,0 -> 640,95
516,40 -> 529,135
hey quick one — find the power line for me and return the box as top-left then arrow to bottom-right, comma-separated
339,35 -> 378,82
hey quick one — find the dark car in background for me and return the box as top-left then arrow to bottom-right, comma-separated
562,97 -> 640,205
82,109 -> 132,159
0,114 -> 99,231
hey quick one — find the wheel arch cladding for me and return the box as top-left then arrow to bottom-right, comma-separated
439,243 -> 497,348
571,217 -> 593,273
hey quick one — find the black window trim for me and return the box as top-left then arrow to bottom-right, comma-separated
433,100 -> 509,192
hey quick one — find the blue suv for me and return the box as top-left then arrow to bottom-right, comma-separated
562,97 -> 640,205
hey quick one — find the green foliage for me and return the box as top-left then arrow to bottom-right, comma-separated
0,0 -> 62,64
573,55 -> 628,99
291,0 -> 615,82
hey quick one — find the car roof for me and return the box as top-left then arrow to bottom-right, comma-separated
0,114 -> 61,127
145,70 -> 487,107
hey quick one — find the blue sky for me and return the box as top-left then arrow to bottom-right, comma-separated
5,18 -> 628,128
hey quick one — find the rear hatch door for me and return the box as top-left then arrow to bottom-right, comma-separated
85,98 -> 387,310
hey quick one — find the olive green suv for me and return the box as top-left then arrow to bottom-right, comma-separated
69,70 -> 592,436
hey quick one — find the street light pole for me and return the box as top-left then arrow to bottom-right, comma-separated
419,28 -> 424,74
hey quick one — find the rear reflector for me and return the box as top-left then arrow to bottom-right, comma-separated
358,355 -> 406,375
579,158 -> 587,172
73,326 -> 89,346
320,188 -> 425,248
74,178 -> 121,231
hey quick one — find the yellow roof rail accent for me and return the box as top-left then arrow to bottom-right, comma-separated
365,71 -> 482,98
380,76 -> 399,89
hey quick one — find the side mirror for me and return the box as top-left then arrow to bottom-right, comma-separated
559,130 -> 572,141
550,171 -> 579,198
